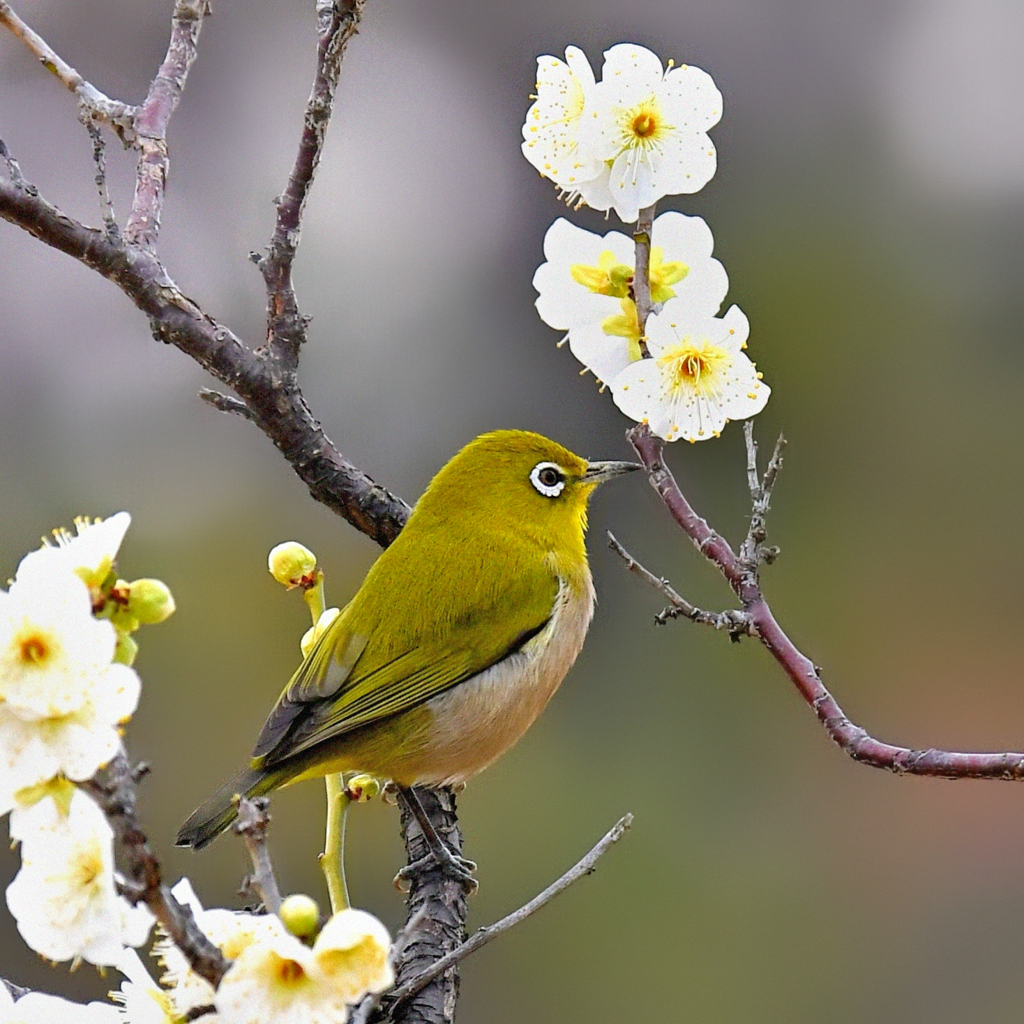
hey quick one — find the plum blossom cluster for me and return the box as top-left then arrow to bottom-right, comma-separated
523,44 -> 770,442
1,514 -> 158,969
114,880 -> 394,1024
2,520 -> 394,1023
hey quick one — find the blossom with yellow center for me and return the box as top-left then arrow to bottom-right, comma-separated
534,213 -> 729,384
214,909 -> 393,1024
0,569 -> 119,721
520,46 -> 604,191
610,303 -> 770,441
6,788 -> 152,966
577,44 -> 722,222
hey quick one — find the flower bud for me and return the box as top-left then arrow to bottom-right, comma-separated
125,578 -> 176,625
345,775 -> 381,803
279,893 -> 320,940
268,542 -> 317,589
113,631 -> 138,666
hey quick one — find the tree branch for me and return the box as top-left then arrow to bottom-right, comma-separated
259,0 -> 364,365
82,753 -> 229,988
0,1 -> 136,136
383,813 -> 633,1017
627,422 -> 1024,780
389,787 -> 467,1024
124,0 -> 210,249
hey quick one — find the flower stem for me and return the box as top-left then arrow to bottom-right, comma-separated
321,773 -> 351,911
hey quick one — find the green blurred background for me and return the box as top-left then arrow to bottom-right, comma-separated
2,0 -> 1024,1019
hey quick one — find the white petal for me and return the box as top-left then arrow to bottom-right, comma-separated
650,212 -> 729,316
662,63 -> 723,131
600,44 -> 665,97
567,322 -> 639,384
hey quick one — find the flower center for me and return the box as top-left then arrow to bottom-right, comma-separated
277,959 -> 306,985
632,112 -> 656,137
657,338 -> 732,395
18,633 -> 49,666
620,97 -> 672,150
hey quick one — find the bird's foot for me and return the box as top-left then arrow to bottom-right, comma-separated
394,845 -> 478,895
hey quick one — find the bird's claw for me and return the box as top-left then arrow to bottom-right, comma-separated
393,848 -> 478,894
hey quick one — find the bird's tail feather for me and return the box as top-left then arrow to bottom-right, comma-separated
175,766 -> 272,850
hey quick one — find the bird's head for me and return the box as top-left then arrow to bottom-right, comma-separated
414,430 -> 639,556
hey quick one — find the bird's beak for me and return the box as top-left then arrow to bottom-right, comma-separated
582,460 -> 643,485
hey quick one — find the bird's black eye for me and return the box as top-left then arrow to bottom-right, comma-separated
530,461 -> 566,498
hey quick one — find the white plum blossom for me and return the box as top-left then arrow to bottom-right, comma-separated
111,948 -> 195,1024
610,302 -> 770,441
15,513 -> 131,597
312,908 -> 394,1004
577,44 -> 722,222
5,787 -> 152,966
521,47 -> 603,193
534,213 -> 729,384
0,984 -> 121,1024
0,657 -> 140,815
0,568 -> 119,721
215,909 -> 393,1024
156,879 -> 279,1015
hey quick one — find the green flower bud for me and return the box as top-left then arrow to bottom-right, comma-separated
268,541 -> 317,589
113,631 -> 138,666
280,893 -> 321,940
125,577 -> 176,625
345,774 -> 381,803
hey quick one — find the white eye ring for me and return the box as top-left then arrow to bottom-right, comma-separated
530,461 -> 566,498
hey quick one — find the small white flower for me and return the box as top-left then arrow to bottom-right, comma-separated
0,986 -> 121,1024
214,916 -> 345,1024
111,948 -> 193,1024
6,788 -> 152,966
312,908 -> 394,1004
16,513 -> 131,596
534,213 -> 729,384
0,660 -> 140,815
521,47 -> 604,192
577,44 -> 722,222
0,569 -> 119,721
156,879 -> 278,1015
610,303 -> 770,441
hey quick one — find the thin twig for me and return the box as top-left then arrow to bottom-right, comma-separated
82,753 -> 229,987
738,421 -> 786,570
0,2 -> 136,136
0,139 -> 32,193
607,531 -> 754,636
260,0 -> 365,365
124,0 -> 209,249
85,120 -> 119,242
627,422 -> 1024,780
1,978 -> 29,1001
632,203 -> 656,356
234,795 -> 283,914
385,814 -> 633,1014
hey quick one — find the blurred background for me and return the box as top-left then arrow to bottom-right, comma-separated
2,0 -> 1024,1019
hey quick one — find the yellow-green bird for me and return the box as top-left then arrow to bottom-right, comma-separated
176,430 -> 638,851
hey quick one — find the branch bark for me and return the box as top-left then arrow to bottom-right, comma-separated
82,754 -> 229,988
626,423 -> 1024,780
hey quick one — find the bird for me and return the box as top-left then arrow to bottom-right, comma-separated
175,430 -> 638,856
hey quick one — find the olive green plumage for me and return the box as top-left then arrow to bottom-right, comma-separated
176,430 -> 637,850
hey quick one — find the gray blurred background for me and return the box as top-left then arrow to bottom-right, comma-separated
2,0 -> 1024,1020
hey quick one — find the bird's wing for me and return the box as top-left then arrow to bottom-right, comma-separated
250,555 -> 559,768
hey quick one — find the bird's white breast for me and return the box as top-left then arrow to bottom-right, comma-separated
416,570 -> 596,786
